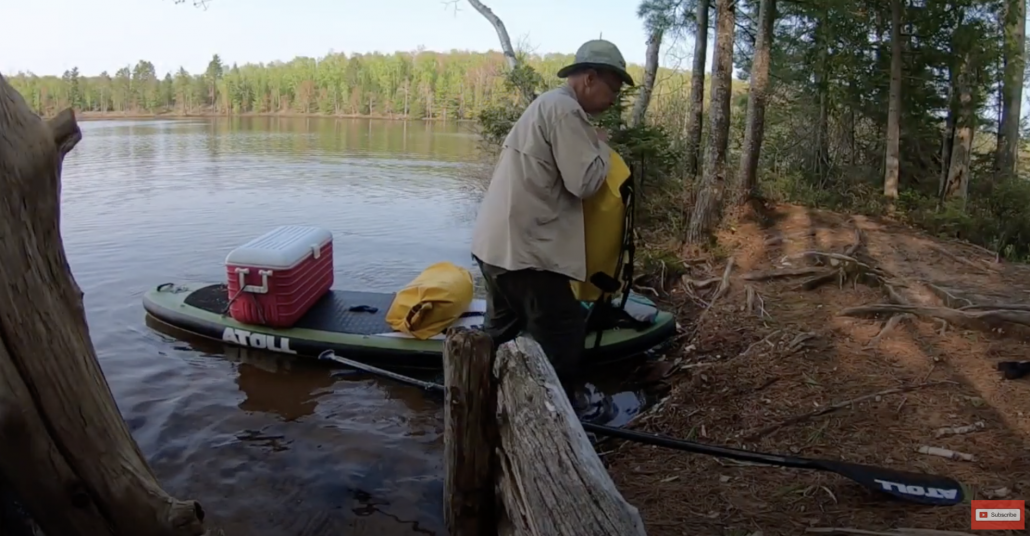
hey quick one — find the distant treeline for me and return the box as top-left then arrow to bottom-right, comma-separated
5,50 -> 702,120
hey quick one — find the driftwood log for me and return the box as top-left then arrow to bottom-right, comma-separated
442,328 -> 646,536
0,73 -> 212,536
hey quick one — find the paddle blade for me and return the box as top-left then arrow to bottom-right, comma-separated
814,459 -> 966,506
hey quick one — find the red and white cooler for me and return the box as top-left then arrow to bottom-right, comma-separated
225,225 -> 334,328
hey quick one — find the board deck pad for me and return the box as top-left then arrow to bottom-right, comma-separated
184,283 -> 486,338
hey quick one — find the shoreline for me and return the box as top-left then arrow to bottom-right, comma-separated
71,110 -> 476,122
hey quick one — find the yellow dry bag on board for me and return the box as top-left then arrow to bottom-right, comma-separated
385,261 -> 475,340
570,148 -> 633,303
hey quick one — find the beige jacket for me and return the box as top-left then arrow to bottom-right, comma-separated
471,85 -> 611,282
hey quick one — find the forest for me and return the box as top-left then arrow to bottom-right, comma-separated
7,0 -> 1030,261
467,0 -> 1030,262
4,50 -> 617,121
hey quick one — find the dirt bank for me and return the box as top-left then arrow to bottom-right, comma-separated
607,204 -> 1030,535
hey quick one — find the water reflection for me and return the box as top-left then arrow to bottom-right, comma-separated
141,315 -> 446,535
226,348 -> 335,422
145,116 -> 480,164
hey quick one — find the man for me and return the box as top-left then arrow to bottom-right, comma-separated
470,39 -> 635,411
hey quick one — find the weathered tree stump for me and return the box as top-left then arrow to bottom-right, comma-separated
442,327 -> 498,536
442,326 -> 647,536
493,337 -> 647,536
0,73 -> 213,536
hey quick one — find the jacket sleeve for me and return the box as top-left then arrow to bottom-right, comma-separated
549,110 -> 611,199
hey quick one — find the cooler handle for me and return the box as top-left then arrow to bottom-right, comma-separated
235,267 -> 272,294
310,243 -> 321,259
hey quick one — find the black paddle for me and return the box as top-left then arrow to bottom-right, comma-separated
317,350 -> 966,507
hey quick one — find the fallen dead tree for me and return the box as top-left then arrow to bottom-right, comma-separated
443,327 -> 647,536
0,73 -> 213,536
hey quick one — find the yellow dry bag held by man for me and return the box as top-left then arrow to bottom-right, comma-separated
386,261 -> 475,340
570,147 -> 633,303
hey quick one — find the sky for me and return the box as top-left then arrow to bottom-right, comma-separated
0,0 -> 708,78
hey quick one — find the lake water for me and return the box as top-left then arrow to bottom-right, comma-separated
61,117 -> 647,536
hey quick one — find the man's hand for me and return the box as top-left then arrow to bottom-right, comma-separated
595,127 -> 609,144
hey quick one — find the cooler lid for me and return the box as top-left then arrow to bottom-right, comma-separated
226,225 -> 333,269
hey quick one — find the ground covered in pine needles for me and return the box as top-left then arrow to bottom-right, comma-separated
603,204 -> 1030,536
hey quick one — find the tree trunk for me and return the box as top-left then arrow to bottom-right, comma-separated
0,73 -> 213,536
683,0 -> 711,181
686,0 -> 734,245
995,0 -> 1025,179
813,19 -> 830,183
883,0 -> 904,206
629,28 -> 664,128
465,0 -> 535,104
942,52 -> 974,206
939,65 -> 957,198
734,0 -> 776,204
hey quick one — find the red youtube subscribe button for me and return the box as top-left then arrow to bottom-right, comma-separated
971,500 -> 1024,530
976,508 -> 1020,520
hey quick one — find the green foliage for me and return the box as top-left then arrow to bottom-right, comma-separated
504,55 -> 549,102
472,56 -> 551,148
902,177 -> 1030,261
475,104 -> 523,147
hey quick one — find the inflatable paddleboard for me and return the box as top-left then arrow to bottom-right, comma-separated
142,282 -> 678,371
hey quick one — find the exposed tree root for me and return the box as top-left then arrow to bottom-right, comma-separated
689,257 -> 735,333
864,283 -> 914,348
680,276 -> 722,291
785,250 -> 875,270
744,284 -> 770,318
738,329 -> 782,358
838,304 -> 1030,331
883,284 -> 908,305
865,314 -> 909,349
712,257 -> 735,302
796,270 -> 842,291
741,267 -> 826,281
927,243 -> 996,274
921,281 -> 975,308
959,303 -> 1030,311
786,233 -> 1030,339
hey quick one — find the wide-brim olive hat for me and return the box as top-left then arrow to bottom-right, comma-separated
556,39 -> 635,87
